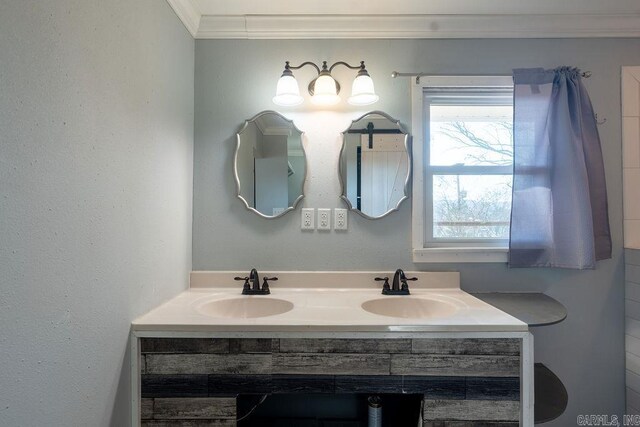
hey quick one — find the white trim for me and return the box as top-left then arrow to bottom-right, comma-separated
132,330 -> 528,339
130,332 -> 141,427
165,0 -> 201,37
413,247 -> 509,263
193,14 -> 640,39
521,332 -> 535,427
412,76 -> 513,264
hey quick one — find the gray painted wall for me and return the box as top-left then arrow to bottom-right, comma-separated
194,39 -> 640,423
0,1 -> 194,426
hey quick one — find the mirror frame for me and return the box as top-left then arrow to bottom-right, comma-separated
234,110 -> 307,219
338,110 -> 412,220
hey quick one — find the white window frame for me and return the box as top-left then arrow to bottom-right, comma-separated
411,76 -> 513,263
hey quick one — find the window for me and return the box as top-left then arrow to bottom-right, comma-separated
411,76 -> 514,263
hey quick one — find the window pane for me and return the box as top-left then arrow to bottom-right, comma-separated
430,105 -> 513,166
433,175 -> 512,239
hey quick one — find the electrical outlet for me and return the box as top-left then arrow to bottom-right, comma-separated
301,208 -> 315,230
334,208 -> 347,230
317,209 -> 331,230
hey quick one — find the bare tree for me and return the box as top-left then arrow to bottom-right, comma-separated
433,120 -> 513,239
436,121 -> 513,166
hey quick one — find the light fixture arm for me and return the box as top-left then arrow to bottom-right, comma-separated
285,61 -> 321,75
329,61 -> 366,73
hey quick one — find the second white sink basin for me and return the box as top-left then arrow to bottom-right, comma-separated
197,297 -> 294,319
362,297 -> 458,319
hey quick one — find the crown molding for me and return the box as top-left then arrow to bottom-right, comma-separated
164,1 -> 640,40
165,0 -> 200,37
196,14 -> 640,39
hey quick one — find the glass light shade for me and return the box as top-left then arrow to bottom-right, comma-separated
348,74 -> 379,106
273,75 -> 303,106
311,74 -> 341,106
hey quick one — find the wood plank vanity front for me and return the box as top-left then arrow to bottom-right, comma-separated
131,272 -> 533,426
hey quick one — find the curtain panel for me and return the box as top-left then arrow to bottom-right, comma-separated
509,67 -> 611,269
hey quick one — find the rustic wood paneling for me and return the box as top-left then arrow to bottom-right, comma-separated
412,339 -> 519,355
391,355 -> 520,377
466,377 -> 520,400
141,338 -> 229,354
271,375 -> 336,393
334,375 -> 465,398
229,338 -> 277,354
273,353 -> 390,375
207,374 -> 335,394
153,397 -> 236,420
142,421 -> 236,427
142,375 -> 208,398
146,354 -> 272,375
423,399 -> 520,421
141,398 -> 154,420
422,422 -> 518,427
138,337 -> 523,425
279,338 -> 411,354
209,375 -> 274,395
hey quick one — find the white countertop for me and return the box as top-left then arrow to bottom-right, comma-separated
132,271 -> 527,333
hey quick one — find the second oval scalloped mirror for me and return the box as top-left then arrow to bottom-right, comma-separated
339,111 -> 411,219
234,111 -> 306,218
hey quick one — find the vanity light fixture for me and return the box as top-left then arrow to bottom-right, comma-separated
273,60 -> 379,107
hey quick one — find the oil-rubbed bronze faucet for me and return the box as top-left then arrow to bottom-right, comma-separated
375,269 -> 417,295
234,268 -> 277,295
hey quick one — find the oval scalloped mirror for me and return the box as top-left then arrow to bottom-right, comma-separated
234,111 -> 306,218
339,111 -> 411,219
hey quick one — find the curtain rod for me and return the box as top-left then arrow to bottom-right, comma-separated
391,70 -> 592,84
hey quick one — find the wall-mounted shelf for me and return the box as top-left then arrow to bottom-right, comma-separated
471,292 -> 567,327
534,363 -> 568,424
471,292 -> 569,424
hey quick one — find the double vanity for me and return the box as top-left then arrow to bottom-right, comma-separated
131,271 -> 537,426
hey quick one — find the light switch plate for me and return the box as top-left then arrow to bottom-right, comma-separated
301,208 -> 315,230
317,209 -> 331,230
334,208 -> 347,230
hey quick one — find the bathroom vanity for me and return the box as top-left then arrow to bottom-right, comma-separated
131,272 -> 534,426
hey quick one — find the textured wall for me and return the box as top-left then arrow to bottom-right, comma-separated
0,1 -> 194,426
194,38 -> 640,424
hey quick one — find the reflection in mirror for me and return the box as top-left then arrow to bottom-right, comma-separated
234,111 -> 306,218
339,111 -> 411,219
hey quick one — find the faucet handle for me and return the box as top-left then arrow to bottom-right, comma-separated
404,276 -> 418,282
375,277 -> 391,292
261,277 -> 277,293
234,276 -> 251,292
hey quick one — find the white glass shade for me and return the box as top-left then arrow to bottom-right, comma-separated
311,74 -> 341,106
273,75 -> 303,106
348,74 -> 379,106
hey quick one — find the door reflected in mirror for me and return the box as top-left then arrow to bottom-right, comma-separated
339,111 -> 411,219
234,111 -> 306,218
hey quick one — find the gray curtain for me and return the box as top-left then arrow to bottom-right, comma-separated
509,67 -> 611,269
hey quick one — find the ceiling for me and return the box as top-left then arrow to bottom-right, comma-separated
166,0 -> 640,39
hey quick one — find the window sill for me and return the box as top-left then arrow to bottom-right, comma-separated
413,247 -> 509,263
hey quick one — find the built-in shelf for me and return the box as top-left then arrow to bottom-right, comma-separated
534,363 -> 568,424
470,292 -> 567,327
471,292 -> 569,423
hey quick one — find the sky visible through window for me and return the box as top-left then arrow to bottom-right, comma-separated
430,105 -> 513,239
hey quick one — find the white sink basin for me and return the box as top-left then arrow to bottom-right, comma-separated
196,297 -> 294,319
361,297 -> 458,319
